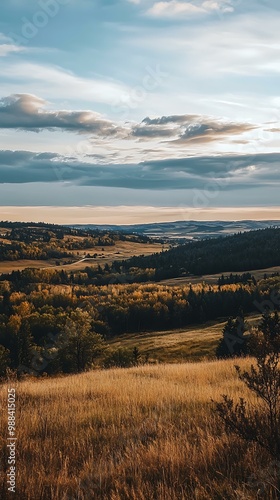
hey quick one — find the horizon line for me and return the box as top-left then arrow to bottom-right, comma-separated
1,206 -> 280,225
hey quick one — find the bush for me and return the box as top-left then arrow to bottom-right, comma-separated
103,348 -> 135,369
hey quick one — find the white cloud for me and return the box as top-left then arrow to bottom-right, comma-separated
147,0 -> 235,18
130,12 -> 280,78
1,61 -> 131,106
0,33 -> 24,57
147,1 -> 204,17
0,44 -> 23,57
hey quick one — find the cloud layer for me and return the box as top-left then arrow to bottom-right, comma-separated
0,149 -> 279,191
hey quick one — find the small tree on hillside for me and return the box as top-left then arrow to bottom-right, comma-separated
58,309 -> 105,373
132,346 -> 141,366
216,314 -> 247,358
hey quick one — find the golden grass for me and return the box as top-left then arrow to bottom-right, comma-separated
0,358 -> 277,499
160,265 -> 280,286
109,315 -> 261,363
59,241 -> 164,270
0,260 -> 56,273
68,240 -> 163,257
109,323 -> 222,363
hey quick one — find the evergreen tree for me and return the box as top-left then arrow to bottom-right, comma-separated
216,315 -> 247,358
132,346 -> 141,366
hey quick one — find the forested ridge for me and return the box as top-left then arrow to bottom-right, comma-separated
122,227 -> 280,279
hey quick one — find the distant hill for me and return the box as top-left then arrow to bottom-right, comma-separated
69,220 -> 280,241
121,226 -> 280,279
0,221 -> 150,262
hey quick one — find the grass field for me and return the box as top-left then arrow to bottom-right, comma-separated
0,259 -> 56,273
0,359 -> 278,499
61,241 -> 163,270
0,240 -> 163,274
160,266 -> 280,286
108,315 -> 261,363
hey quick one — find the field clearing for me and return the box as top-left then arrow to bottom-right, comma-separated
0,359 -> 276,499
160,265 -> 280,286
0,241 -> 163,274
109,315 -> 261,362
0,259 -> 56,273
51,241 -> 163,271
67,240 -> 163,260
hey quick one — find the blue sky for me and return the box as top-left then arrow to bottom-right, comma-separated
0,0 -> 279,223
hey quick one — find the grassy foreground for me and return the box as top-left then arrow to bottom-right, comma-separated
0,359 -> 278,499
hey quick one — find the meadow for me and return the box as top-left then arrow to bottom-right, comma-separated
0,359 -> 278,499
108,315 -> 261,363
160,265 -> 280,286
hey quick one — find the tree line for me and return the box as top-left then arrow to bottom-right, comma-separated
0,274 -> 279,375
121,227 -> 280,280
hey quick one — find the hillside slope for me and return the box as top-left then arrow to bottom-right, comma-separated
122,227 -> 280,280
0,360 -> 274,499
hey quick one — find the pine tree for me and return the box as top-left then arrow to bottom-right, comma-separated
132,346 -> 141,366
216,315 -> 247,358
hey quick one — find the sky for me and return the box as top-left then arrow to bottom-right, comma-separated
0,0 -> 279,223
